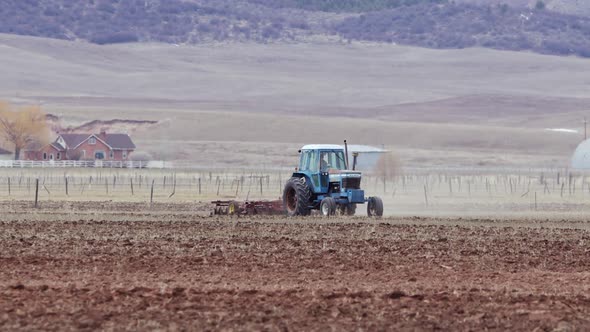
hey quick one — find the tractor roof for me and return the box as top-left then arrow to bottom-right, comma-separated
301,144 -> 344,150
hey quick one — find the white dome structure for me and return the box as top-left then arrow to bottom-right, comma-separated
572,139 -> 590,169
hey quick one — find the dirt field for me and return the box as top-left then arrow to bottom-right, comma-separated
1,33 -> 590,330
1,201 -> 589,331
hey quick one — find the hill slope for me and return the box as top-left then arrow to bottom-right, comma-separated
2,33 -> 589,112
0,0 -> 589,57
0,33 -> 587,166
457,0 -> 590,17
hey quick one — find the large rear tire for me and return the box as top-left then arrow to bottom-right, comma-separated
283,177 -> 312,216
367,197 -> 384,217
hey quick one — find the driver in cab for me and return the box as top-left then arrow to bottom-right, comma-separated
320,152 -> 330,172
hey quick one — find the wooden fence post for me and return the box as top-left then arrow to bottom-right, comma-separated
168,176 -> 176,198
561,182 -> 565,198
34,179 -> 39,208
172,175 -> 176,194
150,179 -> 155,206
448,178 -> 453,196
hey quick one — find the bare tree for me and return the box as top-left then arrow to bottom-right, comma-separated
374,151 -> 400,181
0,102 -> 50,160
373,151 -> 400,194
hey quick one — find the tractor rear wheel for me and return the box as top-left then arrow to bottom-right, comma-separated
367,197 -> 384,217
338,203 -> 356,216
283,177 -> 312,216
320,197 -> 336,216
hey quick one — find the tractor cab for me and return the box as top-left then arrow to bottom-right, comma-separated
298,145 -> 349,194
283,143 -> 383,217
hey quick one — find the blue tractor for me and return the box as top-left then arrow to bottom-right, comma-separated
283,141 -> 384,217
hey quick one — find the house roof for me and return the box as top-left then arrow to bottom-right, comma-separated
61,133 -> 136,150
104,134 -> 136,150
50,142 -> 65,151
0,147 -> 11,155
23,141 -> 43,151
60,134 -> 90,149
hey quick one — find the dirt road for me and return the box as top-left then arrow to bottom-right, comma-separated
1,202 -> 589,331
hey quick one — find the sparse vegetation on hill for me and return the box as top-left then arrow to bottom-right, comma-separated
0,0 -> 304,44
334,3 -> 590,57
247,0 -> 446,12
0,0 -> 589,57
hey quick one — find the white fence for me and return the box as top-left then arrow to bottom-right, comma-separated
0,160 -> 166,169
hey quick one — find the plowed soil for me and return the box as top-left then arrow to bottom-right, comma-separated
1,201 -> 590,331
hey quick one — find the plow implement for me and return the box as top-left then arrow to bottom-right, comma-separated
212,200 -> 284,216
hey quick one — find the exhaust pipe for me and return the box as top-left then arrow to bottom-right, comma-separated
344,140 -> 349,169
352,152 -> 359,171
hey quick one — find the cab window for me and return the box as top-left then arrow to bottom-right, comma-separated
300,150 -> 311,171
309,150 -> 319,172
300,150 -> 319,172
320,151 -> 346,171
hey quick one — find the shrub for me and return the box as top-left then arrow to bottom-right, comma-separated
197,23 -> 212,33
542,39 -> 572,55
90,31 -> 139,44
96,2 -> 116,14
261,25 -> 280,39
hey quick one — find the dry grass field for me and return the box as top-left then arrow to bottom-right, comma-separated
0,167 -> 589,218
1,33 -> 590,168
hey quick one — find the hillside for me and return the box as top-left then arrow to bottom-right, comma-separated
334,3 -> 590,57
1,33 -> 589,167
457,0 -> 590,17
0,0 -> 590,57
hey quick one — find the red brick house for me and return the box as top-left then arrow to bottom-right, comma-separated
24,131 -> 136,161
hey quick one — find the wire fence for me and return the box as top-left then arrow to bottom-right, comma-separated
0,167 -> 589,216
0,160 -> 163,169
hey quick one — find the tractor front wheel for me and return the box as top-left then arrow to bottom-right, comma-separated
367,197 -> 384,217
320,197 -> 336,216
283,177 -> 312,216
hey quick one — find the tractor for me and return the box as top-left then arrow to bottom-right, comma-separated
282,141 -> 384,217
